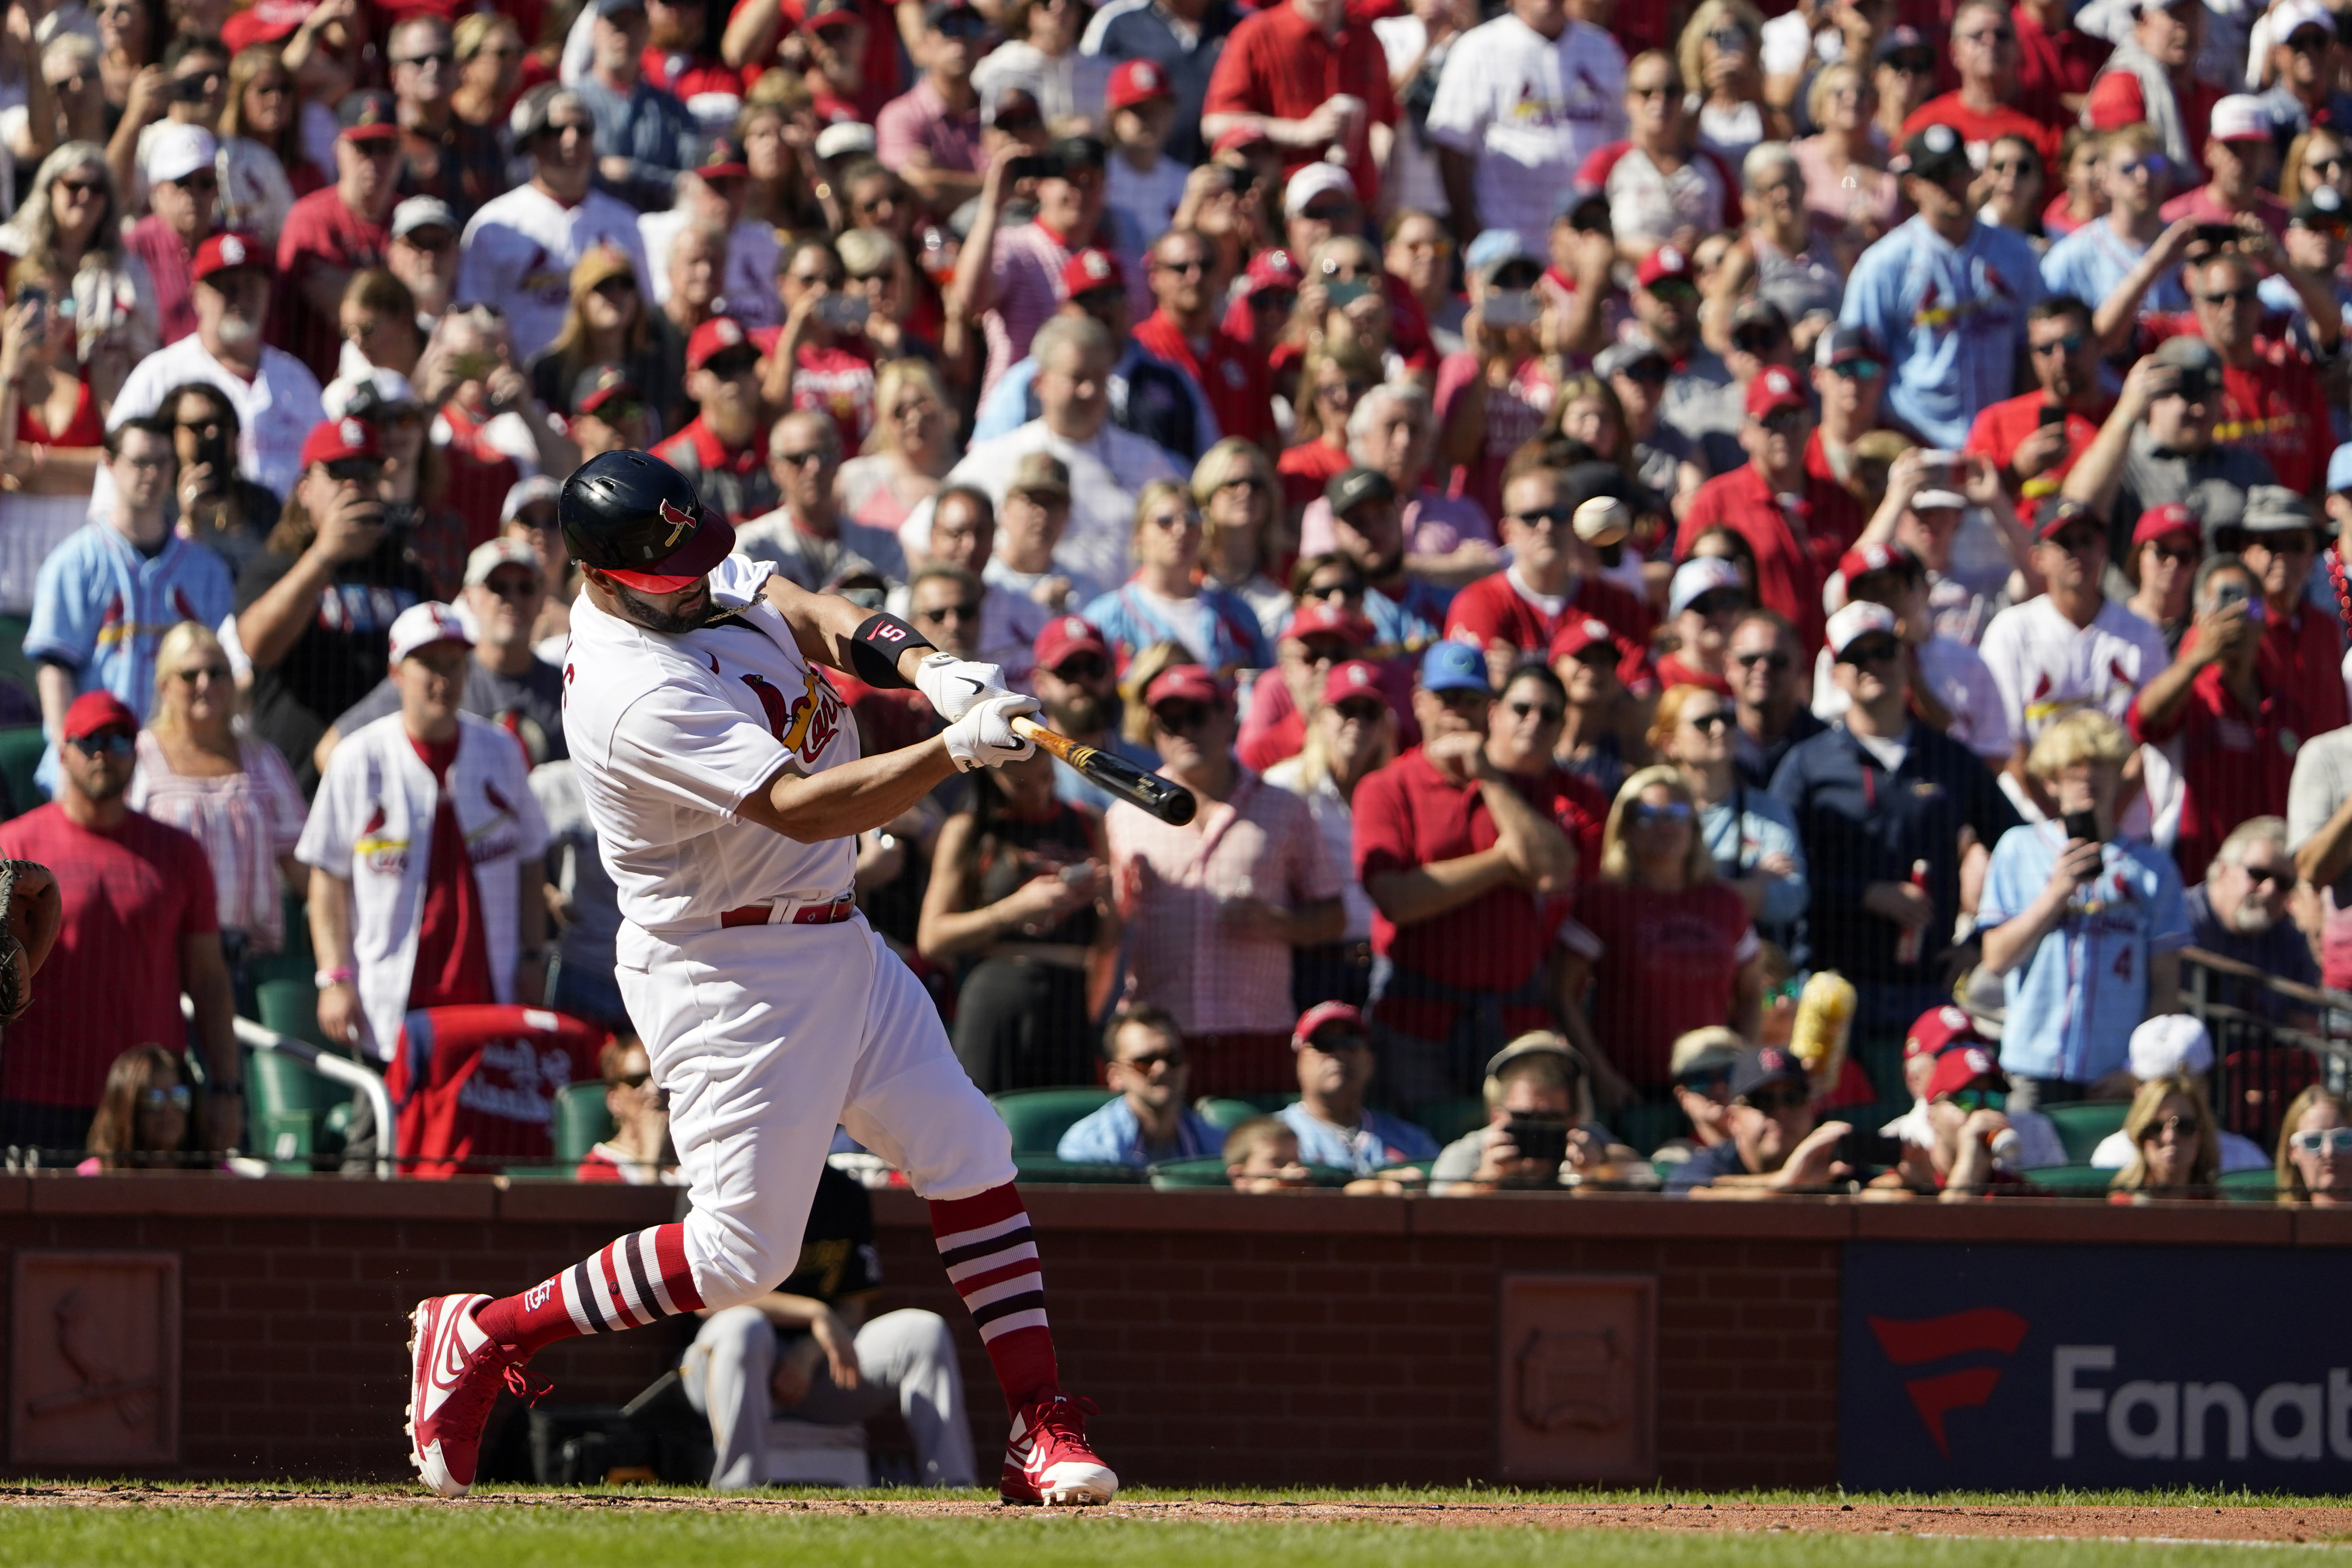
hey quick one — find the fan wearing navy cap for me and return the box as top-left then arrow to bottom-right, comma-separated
1839,122 -> 2044,452
1674,364 -> 1863,656
232,417 -> 432,790
274,91 -> 404,385
653,317 -> 781,524
1664,1044 -> 1857,1194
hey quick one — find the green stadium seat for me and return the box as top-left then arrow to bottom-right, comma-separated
0,724 -> 44,818
2026,1163 -> 2117,1196
1193,1097 -> 1266,1131
1149,1156 -> 1231,1190
2041,1101 -> 2131,1164
254,977 -> 334,1051
1416,1096 -> 1487,1148
245,1046 -> 357,1171
1611,1100 -> 1688,1158
555,1081 -> 615,1167
1010,1154 -> 1143,1184
989,1088 -> 1114,1155
2218,1167 -> 2282,1202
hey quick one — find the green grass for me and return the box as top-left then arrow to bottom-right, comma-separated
6,1486 -> 2352,1568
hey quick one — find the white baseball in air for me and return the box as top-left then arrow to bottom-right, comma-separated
1574,496 -> 1631,548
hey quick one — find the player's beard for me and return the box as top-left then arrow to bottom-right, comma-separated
612,577 -> 714,634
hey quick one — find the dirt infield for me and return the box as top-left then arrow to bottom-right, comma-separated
3,1484 -> 2348,1541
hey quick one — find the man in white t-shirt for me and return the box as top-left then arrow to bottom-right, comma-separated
1424,0 -> 1626,252
1977,497 -> 2169,817
455,87 -> 651,360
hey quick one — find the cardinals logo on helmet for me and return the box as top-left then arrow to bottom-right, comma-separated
660,496 -> 697,550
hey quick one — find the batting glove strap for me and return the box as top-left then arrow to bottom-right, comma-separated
942,692 -> 1041,772
915,651 -> 1013,723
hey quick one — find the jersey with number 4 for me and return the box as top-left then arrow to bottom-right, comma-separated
562,554 -> 859,934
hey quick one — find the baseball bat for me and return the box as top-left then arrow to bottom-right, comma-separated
1011,717 -> 1197,826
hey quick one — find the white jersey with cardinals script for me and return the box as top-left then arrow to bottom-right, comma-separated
455,183 -> 651,362
562,554 -> 861,935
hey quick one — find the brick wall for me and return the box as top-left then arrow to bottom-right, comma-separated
4,1177 -> 2339,1487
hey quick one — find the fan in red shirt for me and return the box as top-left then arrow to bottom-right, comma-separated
2125,556 -> 2292,886
1444,462 -> 1656,692
1900,0 -> 2064,169
653,317 -> 780,522
1350,643 -> 1587,1109
0,693 -> 237,1153
386,1003 -> 611,1177
2136,249 -> 2341,496
1674,366 -> 1864,657
727,0 -> 901,121
1200,0 -> 1397,210
1130,227 -> 1274,451
1963,295 -> 2114,502
274,90 -> 403,385
2013,0 -> 2111,127
2208,486 -> 2350,749
2085,0 -> 2222,179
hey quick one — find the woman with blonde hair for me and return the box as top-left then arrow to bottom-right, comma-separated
1557,764 -> 1764,1101
837,358 -> 954,533
2282,124 -> 2352,204
216,44 -> 305,243
450,13 -> 524,135
525,245 -> 659,418
2275,1084 -> 2352,1205
1192,437 -> 1290,640
1082,479 -> 1273,675
2109,1073 -> 2220,1200
1792,62 -> 1898,246
1677,0 -> 1772,162
0,142 -> 156,409
338,269 -> 424,380
126,622 -> 307,993
81,1044 -> 194,1169
1649,683 -> 1806,947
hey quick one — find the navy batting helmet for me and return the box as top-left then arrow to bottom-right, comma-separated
559,449 -> 735,593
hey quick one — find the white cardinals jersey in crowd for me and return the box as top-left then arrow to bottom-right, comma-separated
561,554 -> 860,936
295,712 -> 550,1061
456,184 -> 652,362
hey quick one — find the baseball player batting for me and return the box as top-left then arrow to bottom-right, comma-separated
405,450 -> 1116,1505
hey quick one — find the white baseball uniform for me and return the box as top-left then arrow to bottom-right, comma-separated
456,183 -> 653,363
562,553 -> 1013,1310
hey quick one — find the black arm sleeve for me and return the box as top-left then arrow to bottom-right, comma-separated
849,612 -> 934,689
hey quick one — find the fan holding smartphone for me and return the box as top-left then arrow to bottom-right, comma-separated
1976,709 -> 2192,1111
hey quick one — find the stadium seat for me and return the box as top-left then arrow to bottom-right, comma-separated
1193,1097 -> 1267,1130
2040,1102 -> 2130,1164
254,977 -> 334,1051
245,1046 -> 356,1171
0,724 -> 44,818
555,1081 -> 615,1167
2218,1167 -> 2282,1202
1009,1153 -> 1143,1184
1148,1156 -> 1231,1189
989,1088 -> 1114,1154
1417,1096 -> 1487,1148
2026,1163 -> 2116,1196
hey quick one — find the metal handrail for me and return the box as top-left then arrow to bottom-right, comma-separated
2176,948 -> 2352,1153
182,996 -> 394,1178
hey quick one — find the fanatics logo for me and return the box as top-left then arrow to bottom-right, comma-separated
221,236 -> 245,266
1868,1307 -> 2029,1456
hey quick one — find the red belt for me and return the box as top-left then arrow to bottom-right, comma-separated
719,896 -> 856,928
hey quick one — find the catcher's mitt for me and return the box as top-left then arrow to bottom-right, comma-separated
0,859 -> 47,1024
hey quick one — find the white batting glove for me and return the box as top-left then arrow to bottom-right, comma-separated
943,691 -> 1041,772
915,651 -> 1012,723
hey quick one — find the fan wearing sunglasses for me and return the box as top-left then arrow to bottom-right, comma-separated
1664,1042 -> 1856,1194
2275,1084 -> 2352,1205
2109,1072 -> 2222,1200
79,1044 -> 197,1171
1867,1041 -> 2030,1199
2083,1013 -> 2270,1178
2181,817 -> 2317,1015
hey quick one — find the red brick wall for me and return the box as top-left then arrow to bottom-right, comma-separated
5,1177 -> 2341,1487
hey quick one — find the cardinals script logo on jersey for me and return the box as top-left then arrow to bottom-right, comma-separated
744,667 -> 843,765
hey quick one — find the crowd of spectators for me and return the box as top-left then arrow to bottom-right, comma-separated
1,0 -> 2352,1206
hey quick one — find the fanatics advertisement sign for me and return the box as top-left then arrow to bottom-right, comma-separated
1840,1243 -> 2352,1492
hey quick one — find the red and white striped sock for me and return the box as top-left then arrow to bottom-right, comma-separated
930,1184 -> 1058,1412
473,1223 -> 707,1356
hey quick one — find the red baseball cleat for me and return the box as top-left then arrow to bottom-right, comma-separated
999,1393 -> 1118,1506
406,1293 -> 541,1498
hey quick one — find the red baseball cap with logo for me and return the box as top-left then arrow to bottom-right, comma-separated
1280,599 -> 1373,648
301,415 -> 383,468
1245,248 -> 1303,293
1107,58 -> 1171,109
1837,540 -> 1920,585
1321,657 -> 1386,707
686,316 -> 754,371
1549,615 -> 1616,661
222,0 -> 313,52
1059,248 -> 1124,299
1746,366 -> 1810,419
2132,501 -> 2203,549
1905,1003 -> 1982,1063
192,231 -> 267,283
62,689 -> 137,742
1143,664 -> 1224,709
1033,615 -> 1110,673
1291,1000 -> 1367,1050
1926,1043 -> 2008,1100
1636,243 -> 1694,289
697,135 -> 749,180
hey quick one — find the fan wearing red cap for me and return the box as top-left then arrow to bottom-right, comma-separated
273,90 -> 406,383
1234,598 -> 1374,771
1277,1001 -> 1441,1174
2120,503 -> 2203,644
1873,1041 -> 2025,1197
0,679 -> 243,1155
1030,615 -> 1165,814
1104,59 -> 1186,242
1674,360 -> 1864,656
651,317 -> 782,525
